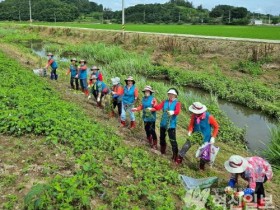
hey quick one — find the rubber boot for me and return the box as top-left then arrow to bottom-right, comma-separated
176,155 -> 183,165
109,111 -> 115,118
147,135 -> 153,146
160,144 -> 166,154
152,139 -> 158,150
130,121 -> 136,129
257,198 -> 265,209
199,159 -> 206,170
120,120 -> 126,127
55,74 -> 58,80
172,152 -> 178,162
84,89 -> 89,97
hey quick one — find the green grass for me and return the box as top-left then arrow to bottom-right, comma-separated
12,21 -> 280,40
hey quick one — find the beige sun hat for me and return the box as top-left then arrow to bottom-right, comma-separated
224,155 -> 249,174
142,85 -> 154,93
188,102 -> 207,114
125,76 -> 135,84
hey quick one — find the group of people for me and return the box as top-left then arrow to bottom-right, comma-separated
45,54 -> 273,209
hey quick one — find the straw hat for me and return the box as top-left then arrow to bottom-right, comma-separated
91,66 -> 99,71
70,58 -> 77,62
79,59 -> 87,64
142,85 -> 154,93
125,76 -> 135,84
167,88 -> 179,96
224,155 -> 249,174
188,102 -> 207,114
47,52 -> 53,56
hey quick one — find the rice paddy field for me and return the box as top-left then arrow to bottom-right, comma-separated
13,22 -> 280,40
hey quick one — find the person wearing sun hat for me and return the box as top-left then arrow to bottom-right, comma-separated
132,85 -> 158,149
184,102 -> 219,168
78,59 -> 89,96
224,155 -> 273,208
109,77 -> 123,118
120,76 -> 139,129
148,88 -> 181,162
90,66 -> 103,82
45,52 -> 58,80
66,58 -> 79,90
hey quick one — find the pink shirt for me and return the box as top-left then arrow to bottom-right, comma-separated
231,156 -> 273,190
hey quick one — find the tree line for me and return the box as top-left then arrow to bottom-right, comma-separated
0,0 -> 279,24
0,0 -> 102,22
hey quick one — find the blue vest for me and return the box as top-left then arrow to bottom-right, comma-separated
93,81 -> 108,93
160,99 -> 178,129
122,85 -> 136,105
142,95 -> 156,122
49,58 -> 58,69
79,65 -> 87,79
69,64 -> 77,77
193,112 -> 211,143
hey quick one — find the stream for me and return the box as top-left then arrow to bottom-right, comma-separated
27,41 -> 278,153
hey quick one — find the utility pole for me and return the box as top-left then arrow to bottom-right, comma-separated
122,0 -> 125,36
178,12 -> 181,22
29,0 -> 32,23
228,10 -> 231,24
143,4 -> 146,23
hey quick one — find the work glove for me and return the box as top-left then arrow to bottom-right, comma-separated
146,107 -> 152,111
131,108 -> 137,112
210,137 -> 215,144
111,91 -> 116,95
167,111 -> 174,116
75,74 -> 78,78
87,95 -> 91,100
97,97 -> 101,102
188,131 -> 192,137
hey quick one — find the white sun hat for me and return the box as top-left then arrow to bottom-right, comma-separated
167,88 -> 178,96
188,102 -> 207,114
111,78 -> 118,85
224,155 -> 249,174
142,85 -> 154,93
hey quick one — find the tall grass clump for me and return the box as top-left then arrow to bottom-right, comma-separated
264,125 -> 280,166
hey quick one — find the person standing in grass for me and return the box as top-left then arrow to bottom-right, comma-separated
183,102 -> 219,169
45,52 -> 58,80
120,76 -> 138,129
224,155 -> 273,209
78,59 -> 89,96
110,77 -> 123,118
147,88 -> 181,162
66,58 -> 79,90
132,86 -> 158,149
88,75 -> 110,108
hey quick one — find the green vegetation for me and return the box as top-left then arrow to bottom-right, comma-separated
264,125 -> 280,166
18,22 -> 280,40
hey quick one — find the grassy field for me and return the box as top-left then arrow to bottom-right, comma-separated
12,22 -> 280,40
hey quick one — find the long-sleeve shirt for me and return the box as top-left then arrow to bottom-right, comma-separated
151,99 -> 181,115
135,97 -> 158,111
230,156 -> 273,190
188,114 -> 219,137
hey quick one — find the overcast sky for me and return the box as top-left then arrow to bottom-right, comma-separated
92,0 -> 279,15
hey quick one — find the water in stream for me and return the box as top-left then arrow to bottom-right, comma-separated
28,41 -> 278,153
